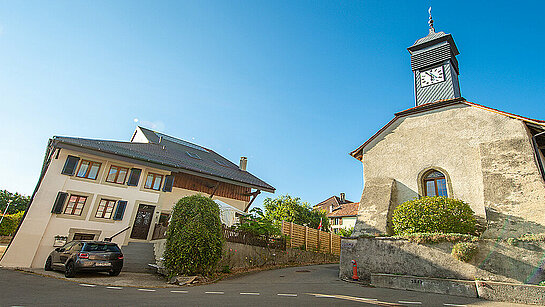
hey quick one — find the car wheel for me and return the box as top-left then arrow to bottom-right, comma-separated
64,261 -> 76,278
109,269 -> 121,276
44,256 -> 53,271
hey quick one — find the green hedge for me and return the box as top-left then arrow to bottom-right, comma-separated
163,195 -> 224,278
0,211 -> 24,236
392,197 -> 477,235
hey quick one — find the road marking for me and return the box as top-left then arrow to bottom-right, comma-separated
444,304 -> 467,307
106,286 -> 122,290
205,291 -> 224,294
171,290 -> 189,293
306,293 -> 400,306
138,289 -> 156,292
277,293 -> 298,297
398,301 -> 422,305
79,284 -> 96,287
240,292 -> 260,295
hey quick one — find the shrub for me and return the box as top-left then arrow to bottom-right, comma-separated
392,197 -> 477,235
451,242 -> 478,262
338,227 -> 354,237
235,207 -> 281,237
163,195 -> 224,278
0,211 -> 24,236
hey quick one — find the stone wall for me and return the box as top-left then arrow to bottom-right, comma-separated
154,239 -> 338,271
340,237 -> 545,284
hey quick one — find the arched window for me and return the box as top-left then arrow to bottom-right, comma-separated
423,170 -> 448,197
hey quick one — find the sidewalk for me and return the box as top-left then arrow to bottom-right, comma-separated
17,268 -> 178,288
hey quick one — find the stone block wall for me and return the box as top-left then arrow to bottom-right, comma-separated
340,237 -> 545,284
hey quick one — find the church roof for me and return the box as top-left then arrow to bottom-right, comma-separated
350,98 -> 545,160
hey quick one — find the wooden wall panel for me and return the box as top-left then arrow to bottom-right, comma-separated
173,172 -> 251,202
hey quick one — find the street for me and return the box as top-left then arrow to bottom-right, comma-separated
0,264 -> 525,306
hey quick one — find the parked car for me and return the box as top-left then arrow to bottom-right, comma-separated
44,240 -> 124,278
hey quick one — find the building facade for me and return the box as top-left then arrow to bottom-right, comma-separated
0,127 -> 274,268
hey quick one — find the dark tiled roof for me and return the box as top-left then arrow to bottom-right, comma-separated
327,202 -> 359,218
410,31 -> 448,47
53,129 -> 275,192
314,195 -> 353,210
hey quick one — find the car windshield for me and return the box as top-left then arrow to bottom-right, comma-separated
82,243 -> 121,252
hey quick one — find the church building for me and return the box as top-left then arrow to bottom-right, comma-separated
351,13 -> 545,239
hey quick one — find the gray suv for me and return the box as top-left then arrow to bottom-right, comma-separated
45,241 -> 124,278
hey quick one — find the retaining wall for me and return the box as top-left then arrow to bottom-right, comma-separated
340,237 -> 545,284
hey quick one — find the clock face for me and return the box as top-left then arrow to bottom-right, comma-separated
420,66 -> 445,87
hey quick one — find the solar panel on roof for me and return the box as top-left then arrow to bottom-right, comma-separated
155,132 -> 208,152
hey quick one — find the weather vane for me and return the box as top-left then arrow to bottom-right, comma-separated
428,6 -> 435,34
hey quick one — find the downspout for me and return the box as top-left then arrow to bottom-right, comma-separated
531,130 -> 545,183
0,139 -> 58,261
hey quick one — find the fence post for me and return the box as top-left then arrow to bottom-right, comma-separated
317,229 -> 321,252
304,226 -> 308,250
329,232 -> 332,254
290,222 -> 293,248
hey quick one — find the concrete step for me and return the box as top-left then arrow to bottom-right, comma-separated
121,242 -> 156,273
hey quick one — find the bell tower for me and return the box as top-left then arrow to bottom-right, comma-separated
408,8 -> 461,106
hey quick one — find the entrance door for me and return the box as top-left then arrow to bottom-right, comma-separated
130,204 -> 155,240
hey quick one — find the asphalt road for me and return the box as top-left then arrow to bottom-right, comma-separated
0,264 -> 524,306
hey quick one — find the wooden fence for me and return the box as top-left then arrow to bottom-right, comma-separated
222,225 -> 286,250
281,221 -> 341,255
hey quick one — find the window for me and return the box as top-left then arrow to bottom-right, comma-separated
423,170 -> 448,197
76,160 -> 101,180
144,173 -> 164,190
106,165 -> 129,184
64,195 -> 87,215
95,199 -> 117,219
186,151 -> 201,160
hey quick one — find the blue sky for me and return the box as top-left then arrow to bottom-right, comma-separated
1,1 -> 544,207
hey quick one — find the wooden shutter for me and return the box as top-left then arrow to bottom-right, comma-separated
162,175 -> 174,192
61,156 -> 80,175
51,192 -> 68,214
113,200 -> 127,220
127,168 -> 142,186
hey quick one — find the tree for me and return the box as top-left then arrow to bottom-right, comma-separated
163,195 -> 224,277
0,190 -> 30,214
235,207 -> 281,237
263,194 -> 330,232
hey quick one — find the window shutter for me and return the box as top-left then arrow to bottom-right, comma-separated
127,168 -> 142,186
162,175 -> 174,192
113,200 -> 127,220
61,156 -> 80,175
51,192 -> 68,214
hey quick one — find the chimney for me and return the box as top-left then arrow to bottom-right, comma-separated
340,193 -> 345,203
239,157 -> 248,171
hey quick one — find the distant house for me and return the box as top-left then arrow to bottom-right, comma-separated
327,202 -> 359,234
0,126 -> 274,268
314,194 -> 357,233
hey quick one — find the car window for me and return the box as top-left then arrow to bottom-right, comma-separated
69,243 -> 83,252
82,243 -> 121,252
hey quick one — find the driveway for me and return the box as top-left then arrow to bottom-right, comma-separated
0,264 -> 525,306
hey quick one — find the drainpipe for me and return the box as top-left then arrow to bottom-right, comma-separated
531,130 -> 545,183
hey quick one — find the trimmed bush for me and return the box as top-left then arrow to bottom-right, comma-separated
0,211 -> 24,236
451,242 -> 478,262
163,195 -> 224,278
392,197 -> 477,235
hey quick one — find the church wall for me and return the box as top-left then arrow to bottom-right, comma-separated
356,104 -> 545,236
